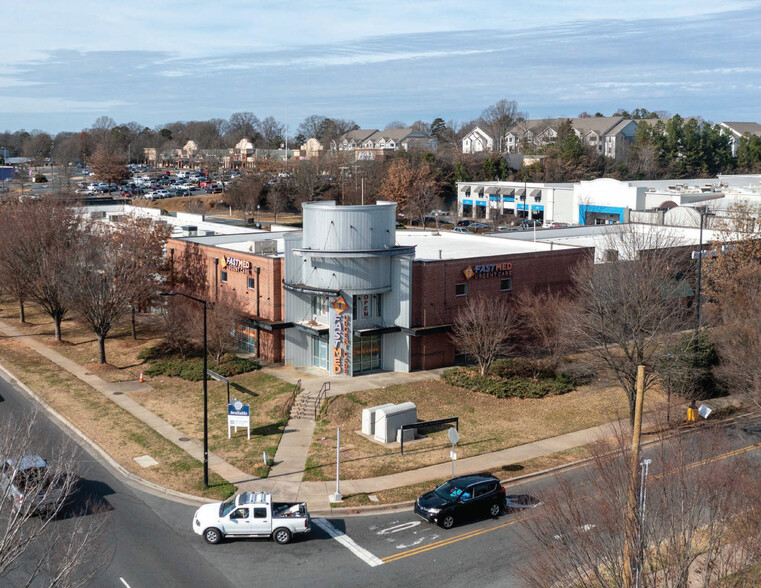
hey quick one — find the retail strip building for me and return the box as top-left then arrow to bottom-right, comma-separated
126,202 -> 590,377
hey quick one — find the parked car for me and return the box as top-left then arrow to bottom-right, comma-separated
451,226 -> 470,233
456,220 -> 473,227
193,491 -> 311,544
205,185 -> 223,194
0,455 -> 75,515
415,474 -> 506,529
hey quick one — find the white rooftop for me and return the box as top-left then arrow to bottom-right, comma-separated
395,229 -> 577,261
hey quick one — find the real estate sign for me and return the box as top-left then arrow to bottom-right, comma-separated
227,400 -> 251,439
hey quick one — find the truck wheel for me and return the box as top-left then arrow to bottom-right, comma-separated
273,528 -> 292,544
204,528 -> 223,544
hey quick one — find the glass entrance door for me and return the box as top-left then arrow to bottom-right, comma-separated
352,334 -> 382,374
312,335 -> 328,370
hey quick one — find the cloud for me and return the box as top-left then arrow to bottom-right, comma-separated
2,5 -> 761,131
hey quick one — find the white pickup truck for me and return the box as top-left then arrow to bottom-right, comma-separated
0,455 -> 72,515
193,491 -> 311,544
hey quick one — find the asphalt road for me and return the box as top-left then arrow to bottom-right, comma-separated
3,368 -> 761,588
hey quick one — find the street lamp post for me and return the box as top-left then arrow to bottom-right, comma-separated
160,290 -> 209,488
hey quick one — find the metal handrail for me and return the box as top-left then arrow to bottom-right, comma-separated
314,382 -> 331,420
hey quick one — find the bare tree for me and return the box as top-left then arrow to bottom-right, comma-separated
451,296 -> 515,375
569,226 -> 691,424
67,217 -> 168,364
405,162 -> 442,228
88,146 -> 129,192
15,199 -> 85,342
704,204 -> 761,406
224,175 -> 263,217
0,411 -> 109,587
0,202 -> 30,322
207,289 -> 243,363
267,181 -> 293,223
519,423 -> 761,588
479,99 -> 525,153
113,216 -> 171,339
516,288 -> 574,371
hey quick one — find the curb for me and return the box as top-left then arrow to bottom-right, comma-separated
0,362 -> 212,508
311,406 -> 757,517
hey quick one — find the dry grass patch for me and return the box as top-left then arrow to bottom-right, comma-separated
335,446 -> 591,507
305,378 -> 664,481
0,337 -> 234,499
129,372 -> 297,476
0,298 -> 161,383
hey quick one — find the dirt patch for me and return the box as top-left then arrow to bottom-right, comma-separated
305,378 -> 665,481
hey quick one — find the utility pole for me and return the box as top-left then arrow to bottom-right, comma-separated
623,365 -> 646,588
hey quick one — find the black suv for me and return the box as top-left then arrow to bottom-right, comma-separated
415,473 -> 506,529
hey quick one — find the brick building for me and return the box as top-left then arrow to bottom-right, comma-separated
157,202 -> 590,375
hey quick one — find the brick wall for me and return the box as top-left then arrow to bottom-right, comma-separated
167,239 -> 285,363
409,247 -> 592,370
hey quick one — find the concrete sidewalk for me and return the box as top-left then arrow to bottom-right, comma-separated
2,318 -> 735,516
0,320 -> 257,489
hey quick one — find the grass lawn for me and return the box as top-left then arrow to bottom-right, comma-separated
0,297 -> 297,481
0,300 -> 162,383
0,336 -> 235,500
130,372 -> 297,477
305,376 -> 666,482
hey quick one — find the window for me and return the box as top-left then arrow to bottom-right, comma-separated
455,283 -> 468,297
353,294 -> 382,320
473,483 -> 491,498
253,507 -> 267,519
220,270 -> 228,283
312,335 -> 328,370
312,296 -> 329,321
230,507 -> 249,520
247,277 -> 255,290
500,278 -> 512,291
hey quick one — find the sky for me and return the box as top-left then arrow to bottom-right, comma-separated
2,1 -> 761,133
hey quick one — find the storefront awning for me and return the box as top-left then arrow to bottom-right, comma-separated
353,326 -> 401,337
401,324 -> 453,336
283,282 -> 341,297
248,317 -> 293,332
514,188 -> 526,197
499,187 -> 515,196
293,321 -> 330,335
484,186 -> 500,194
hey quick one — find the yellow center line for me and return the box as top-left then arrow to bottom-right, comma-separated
381,441 -> 761,565
382,517 -> 525,563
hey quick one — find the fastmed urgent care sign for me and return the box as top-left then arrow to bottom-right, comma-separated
220,256 -> 252,274
332,296 -> 351,375
463,261 -> 513,281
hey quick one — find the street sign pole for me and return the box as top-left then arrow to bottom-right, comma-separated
330,427 -> 342,503
447,427 -> 459,476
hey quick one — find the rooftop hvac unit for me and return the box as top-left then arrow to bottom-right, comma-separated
107,214 -> 124,222
180,225 -> 198,237
90,211 -> 106,219
203,230 -> 216,236
252,239 -> 277,254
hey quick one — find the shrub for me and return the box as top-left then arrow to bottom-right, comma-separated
33,173 -> 47,183
442,367 -> 573,399
140,345 -> 260,381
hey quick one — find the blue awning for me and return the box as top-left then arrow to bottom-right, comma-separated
462,199 -> 473,205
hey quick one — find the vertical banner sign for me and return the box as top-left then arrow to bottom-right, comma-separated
332,296 -> 351,375
362,294 -> 370,318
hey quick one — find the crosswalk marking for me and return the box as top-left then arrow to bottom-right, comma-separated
312,518 -> 384,567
